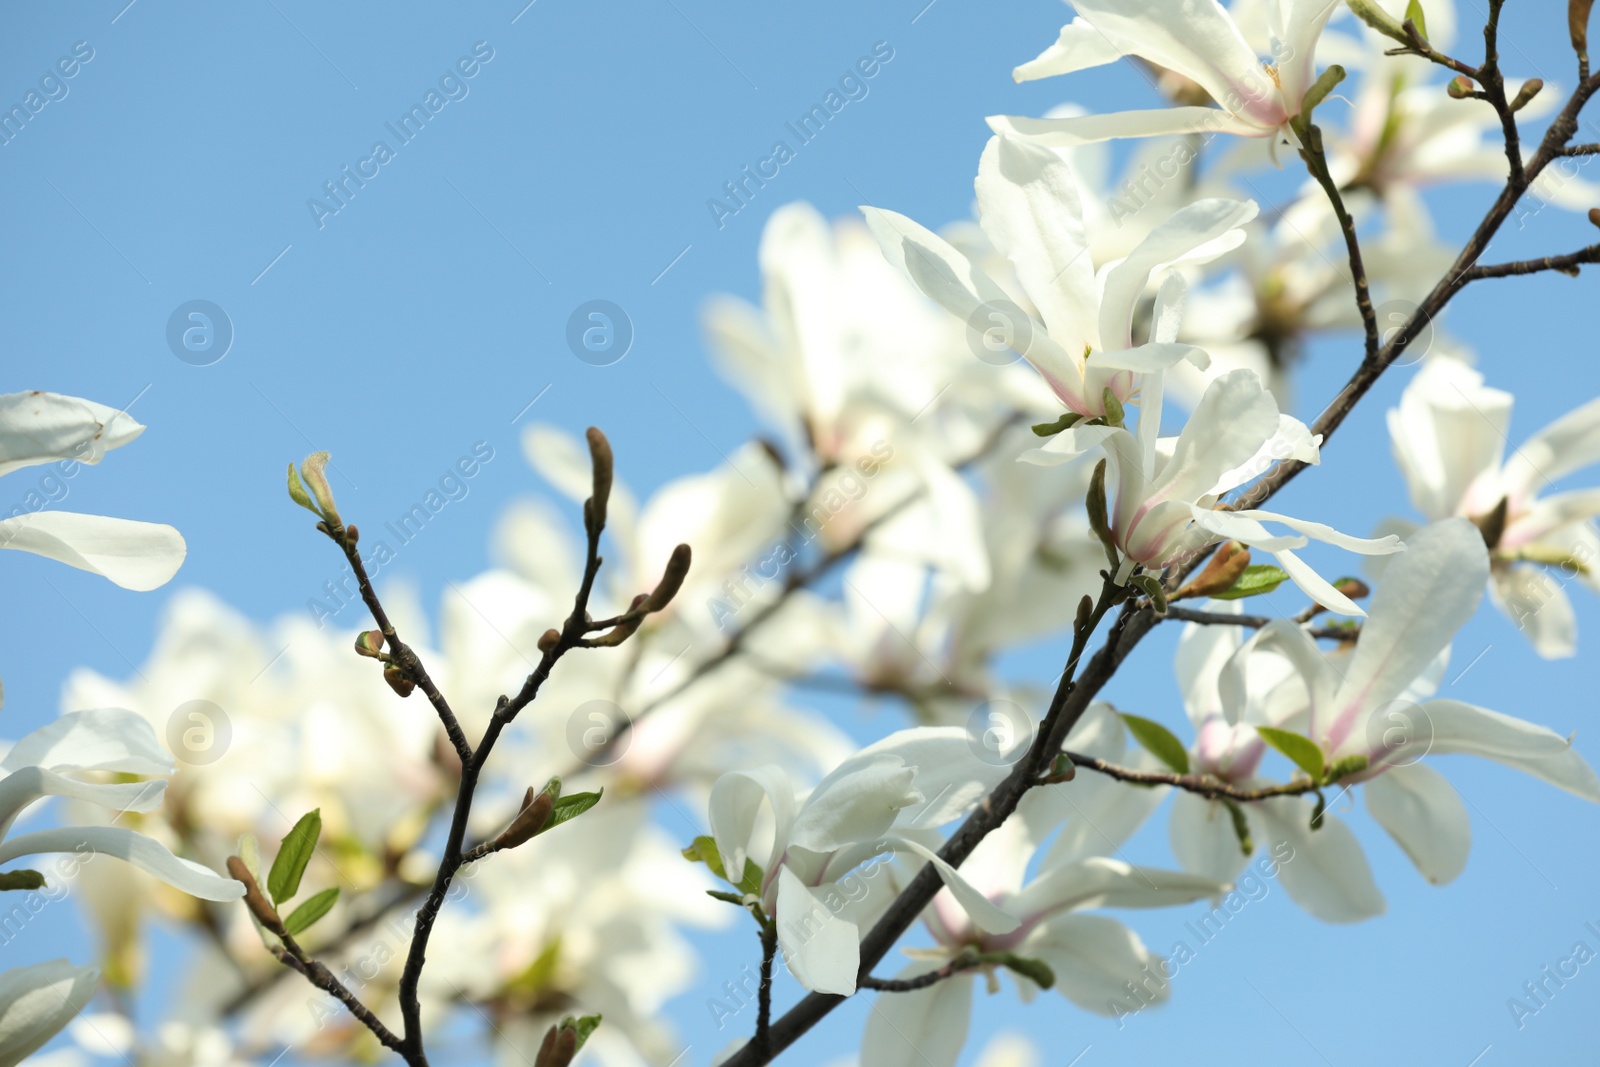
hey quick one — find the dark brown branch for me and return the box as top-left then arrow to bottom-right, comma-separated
1162,605 -> 1360,642
1462,244 -> 1600,279
1560,143 -> 1600,155
1062,751 -> 1324,801
860,953 -> 983,992
330,527 -> 472,766
754,926 -> 777,1058
274,939 -> 407,1055
1296,122 -> 1380,360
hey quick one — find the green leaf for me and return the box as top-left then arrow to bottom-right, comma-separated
1256,726 -> 1327,782
560,1013 -> 602,1052
506,938 -> 562,995
1212,564 -> 1290,600
286,462 -> 319,516
682,835 -> 729,880
1120,713 -> 1190,775
1128,573 -> 1168,616
734,858 -> 764,898
0,870 -> 46,892
282,887 -> 340,935
1031,412 -> 1083,437
1326,753 -> 1371,783
541,789 -> 602,834
1347,0 -> 1410,43
706,889 -> 747,905
1405,0 -> 1428,39
268,809 -> 322,905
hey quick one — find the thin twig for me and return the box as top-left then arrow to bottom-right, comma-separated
1462,244 -> 1600,279
1162,605 -> 1360,641
860,954 -> 983,992
1062,751 -> 1324,801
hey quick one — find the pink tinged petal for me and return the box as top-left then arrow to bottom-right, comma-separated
861,206 -> 1086,409
1271,0 -> 1345,107
987,106 -> 1264,149
0,826 -> 243,901
0,959 -> 99,1067
1253,798 -> 1385,923
1387,359 -> 1509,520
1421,698 -> 1600,801
974,134 -> 1099,354
891,836 -> 1020,935
1,709 -> 173,777
1168,791 -> 1252,883
1008,857 -> 1225,925
1097,198 -> 1259,351
860,965 -> 972,1067
1364,763 -> 1470,885
1247,621 -> 1337,742
1503,394 -> 1600,502
1037,760 -> 1166,869
1488,565 -> 1577,659
0,511 -> 185,591
0,391 -> 144,477
1502,489 -> 1600,549
1013,17 -> 1125,83
1024,914 -> 1171,1014
776,864 -> 860,995
1332,519 -> 1489,733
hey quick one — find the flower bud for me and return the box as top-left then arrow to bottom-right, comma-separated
1511,78 -> 1544,112
383,664 -> 416,698
299,452 -> 342,529
585,427 -> 613,535
354,630 -> 385,659
1176,541 -> 1252,600
492,786 -> 555,852
640,543 -> 692,614
1447,75 -> 1475,99
1573,0 -> 1594,67
537,628 -> 561,653
1588,207 -> 1600,229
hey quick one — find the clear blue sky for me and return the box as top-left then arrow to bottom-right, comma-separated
4,1 -> 1600,1064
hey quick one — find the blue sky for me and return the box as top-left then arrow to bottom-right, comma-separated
5,1 -> 1600,1064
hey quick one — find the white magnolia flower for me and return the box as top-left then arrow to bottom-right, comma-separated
1388,358 -> 1600,657
865,134 -> 1256,422
1171,519 -> 1600,920
2,708 -> 242,901
708,729 -> 1017,995
0,391 -> 185,591
992,0 -> 1341,148
862,764 -> 1225,1067
1030,368 -> 1401,614
0,960 -> 98,1067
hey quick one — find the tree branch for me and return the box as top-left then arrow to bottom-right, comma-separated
1062,751 -> 1325,801
1461,243 -> 1600,279
1162,605 -> 1360,641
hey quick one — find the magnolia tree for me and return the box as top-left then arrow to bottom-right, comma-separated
8,0 -> 1600,1065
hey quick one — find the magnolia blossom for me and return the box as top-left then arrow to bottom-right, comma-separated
1388,358 -> 1600,657
1169,520 -> 1600,920
862,713 -> 1226,1067
0,391 -> 185,591
708,729 -> 1017,995
866,134 -> 1256,421
992,0 -> 1340,148
1030,368 -> 1401,614
2,708 -> 242,901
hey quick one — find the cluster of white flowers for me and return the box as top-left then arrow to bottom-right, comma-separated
9,1 -> 1600,1065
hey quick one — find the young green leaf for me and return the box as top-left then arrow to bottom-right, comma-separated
1212,564 -> 1290,600
562,1013 -> 602,1052
1120,713 -> 1190,775
1405,0 -> 1429,39
268,808 -> 322,905
1256,726 -> 1327,782
682,835 -> 729,881
282,887 -> 340,935
541,789 -> 603,835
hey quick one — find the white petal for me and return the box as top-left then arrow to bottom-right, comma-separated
988,106 -> 1263,148
1098,198 -> 1259,350
1168,792 -> 1251,883
1088,343 -> 1212,374
708,766 -> 796,877
839,727 -> 1009,832
1148,370 -> 1280,510
0,767 -> 166,840
0,826 -> 244,902
0,959 -> 99,1067
776,864 -> 860,995
1186,507 -> 1306,553
1,709 -> 172,777
1253,798 -> 1385,923
891,836 -> 1020,934
1422,699 -> 1600,801
0,391 -> 143,476
1234,512 -> 1405,555
1488,564 -> 1578,660
1025,913 -> 1169,1014
1365,763 -> 1470,885
860,965 -> 973,1067
1009,856 -> 1226,922
1013,18 -> 1125,82
1210,415 -> 1320,493
975,134 -> 1099,354
1273,549 -> 1365,618
790,758 -> 921,854
0,512 -> 184,591
1503,395 -> 1600,500
1334,519 -> 1488,718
